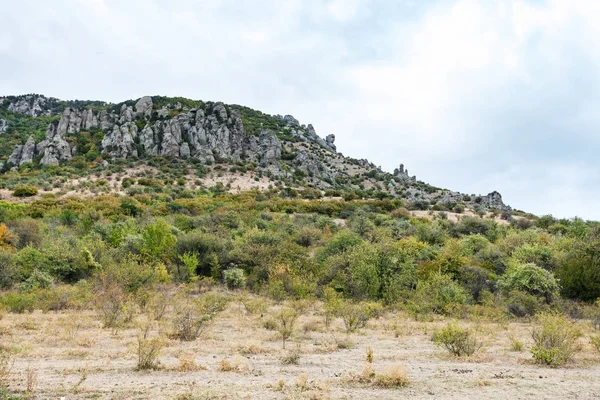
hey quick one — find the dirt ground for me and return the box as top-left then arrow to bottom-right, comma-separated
2,295 -> 600,400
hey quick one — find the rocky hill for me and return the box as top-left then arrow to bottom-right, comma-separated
0,94 -> 509,212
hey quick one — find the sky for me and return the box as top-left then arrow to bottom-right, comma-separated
1,0 -> 600,219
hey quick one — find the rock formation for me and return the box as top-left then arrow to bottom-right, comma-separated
6,94 -> 56,117
1,93 -> 512,212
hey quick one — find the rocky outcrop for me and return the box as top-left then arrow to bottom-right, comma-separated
283,115 -> 299,126
293,150 -> 336,184
478,191 -> 510,211
19,136 -> 36,166
7,95 -> 54,117
325,134 -> 336,152
38,121 -> 73,166
101,123 -> 138,159
393,163 -> 416,182
0,119 -> 8,134
133,102 -> 247,162
135,96 -> 153,119
305,124 -> 336,152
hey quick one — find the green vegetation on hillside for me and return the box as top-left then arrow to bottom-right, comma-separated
0,185 -> 597,325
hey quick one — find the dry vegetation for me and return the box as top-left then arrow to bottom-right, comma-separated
0,288 -> 600,399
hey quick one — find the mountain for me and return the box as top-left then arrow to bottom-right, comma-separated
0,93 -> 509,213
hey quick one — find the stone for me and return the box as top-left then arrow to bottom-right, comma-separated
325,134 -> 336,151
480,191 -> 510,211
283,115 -> 299,126
258,130 -> 281,167
0,119 -> 8,134
19,136 -> 36,166
180,143 -> 191,158
7,95 -> 54,117
101,123 -> 138,159
40,122 -> 73,166
157,107 -> 169,118
135,96 -> 153,119
7,145 -> 23,167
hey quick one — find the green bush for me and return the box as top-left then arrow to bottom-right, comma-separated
409,272 -> 468,316
531,314 -> 581,367
498,263 -> 560,303
432,323 -> 481,357
12,185 -> 38,197
557,227 -> 600,301
223,268 -> 246,290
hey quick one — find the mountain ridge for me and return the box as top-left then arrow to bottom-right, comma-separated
0,93 -> 510,214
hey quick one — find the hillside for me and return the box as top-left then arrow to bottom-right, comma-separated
2,94 -> 600,399
0,94 -> 510,214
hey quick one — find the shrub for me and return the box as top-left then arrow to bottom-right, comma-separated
432,323 -> 481,357
178,252 -> 199,283
591,334 -> 600,352
136,318 -> 165,370
409,273 -> 468,316
172,293 -> 229,341
336,301 -> 382,333
374,365 -> 409,388
355,363 -> 409,388
505,290 -> 543,317
0,291 -> 36,313
280,346 -> 301,365
557,227 -> 600,301
531,314 -> 581,367
13,185 -> 38,197
96,281 -> 127,328
0,345 -> 13,389
498,263 -> 560,303
223,268 -> 246,290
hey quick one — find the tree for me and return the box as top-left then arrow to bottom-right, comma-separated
498,263 -> 560,303
141,220 -> 176,263
557,227 -> 600,301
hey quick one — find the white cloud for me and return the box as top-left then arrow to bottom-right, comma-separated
1,0 -> 600,218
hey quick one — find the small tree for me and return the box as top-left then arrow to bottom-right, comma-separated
141,219 -> 177,262
178,252 -> 199,282
274,307 -> 299,349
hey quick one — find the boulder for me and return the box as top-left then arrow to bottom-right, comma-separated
135,96 -> 153,119
283,115 -> 300,126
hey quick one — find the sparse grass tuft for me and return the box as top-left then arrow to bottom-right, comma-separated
509,335 -> 524,352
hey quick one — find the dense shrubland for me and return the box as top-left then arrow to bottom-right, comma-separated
0,187 -> 598,326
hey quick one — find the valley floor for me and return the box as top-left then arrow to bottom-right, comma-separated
2,292 -> 600,400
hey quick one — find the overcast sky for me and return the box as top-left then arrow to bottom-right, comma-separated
1,0 -> 599,219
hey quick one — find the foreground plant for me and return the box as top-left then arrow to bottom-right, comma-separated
136,317 -> 165,370
432,323 -> 481,357
531,313 -> 581,367
273,307 -> 299,349
172,292 -> 229,341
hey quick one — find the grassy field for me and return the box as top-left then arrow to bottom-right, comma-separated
1,287 -> 600,400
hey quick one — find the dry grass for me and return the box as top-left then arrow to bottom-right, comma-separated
0,291 -> 599,398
